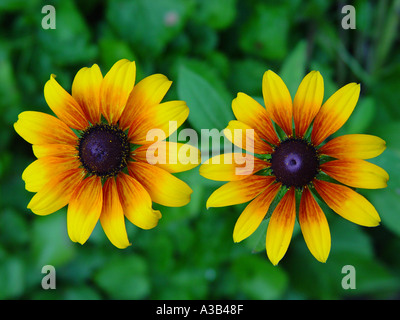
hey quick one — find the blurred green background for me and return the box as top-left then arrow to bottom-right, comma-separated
1,0 -> 400,300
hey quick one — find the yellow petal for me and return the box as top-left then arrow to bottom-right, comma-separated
27,168 -> 84,216
120,74 -> 172,131
206,175 -> 276,208
262,70 -> 293,136
116,173 -> 161,229
232,92 -> 279,145
199,153 -> 269,181
14,111 -> 77,145
321,159 -> 389,189
44,74 -> 88,130
293,71 -> 324,138
266,188 -> 296,266
100,178 -> 131,249
311,83 -> 360,146
318,134 -> 386,159
223,120 -> 273,154
100,59 -> 136,124
72,64 -> 103,125
299,187 -> 331,263
313,179 -> 381,227
233,182 -> 281,243
128,162 -> 192,207
128,100 -> 189,144
32,144 -> 78,158
67,176 -> 103,245
22,156 -> 80,192
133,141 -> 200,173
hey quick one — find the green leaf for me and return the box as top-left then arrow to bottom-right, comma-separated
363,148 -> 400,236
329,218 -> 374,258
31,210 -> 76,268
355,0 -> 374,35
194,0 -> 237,30
366,123 -> 400,235
372,121 -> 400,152
280,40 -> 307,97
99,38 -> 138,74
228,59 -> 269,97
0,42 -> 22,127
336,253 -> 400,298
0,257 -> 25,299
177,64 -> 233,132
285,217 -> 396,299
371,0 -> 400,73
63,285 -> 102,300
343,97 -> 376,134
175,58 -> 231,101
37,0 -> 97,64
164,268 -> 208,299
185,24 -> 217,55
0,0 -> 40,10
106,0 -> 192,57
329,218 -> 399,297
239,4 -> 289,60
371,65 -> 400,118
94,254 -> 150,299
0,208 -> 29,247
231,254 -> 288,299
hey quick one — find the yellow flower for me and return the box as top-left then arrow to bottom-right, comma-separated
14,59 -> 199,248
200,70 -> 388,265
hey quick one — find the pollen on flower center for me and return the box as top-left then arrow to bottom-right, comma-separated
78,123 -> 130,178
271,138 -> 319,188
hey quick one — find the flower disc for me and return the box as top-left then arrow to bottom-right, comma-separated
271,138 -> 319,188
78,123 -> 130,178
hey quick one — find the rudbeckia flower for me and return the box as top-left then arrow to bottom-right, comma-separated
200,70 -> 388,265
14,59 -> 199,248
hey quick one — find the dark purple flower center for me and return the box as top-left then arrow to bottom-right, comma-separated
78,123 -> 130,178
271,138 -> 319,188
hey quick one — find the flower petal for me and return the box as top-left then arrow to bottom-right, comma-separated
100,59 -> 136,124
266,188 -> 296,266
232,92 -> 279,145
22,156 -> 80,192
116,173 -> 161,229
293,71 -> 324,138
311,83 -> 360,146
262,70 -> 293,136
199,153 -> 269,181
27,168 -> 84,216
223,120 -> 273,154
318,134 -> 386,159
14,111 -> 77,145
44,74 -> 88,130
313,179 -> 381,227
72,63 -> 103,125
32,144 -> 78,158
128,100 -> 189,144
299,187 -> 331,263
67,176 -> 103,245
233,182 -> 281,243
120,74 -> 172,131
133,141 -> 200,173
207,175 -> 276,208
100,178 -> 131,249
128,162 -> 192,207
321,159 -> 389,189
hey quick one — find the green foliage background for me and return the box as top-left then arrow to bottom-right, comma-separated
0,0 -> 400,300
